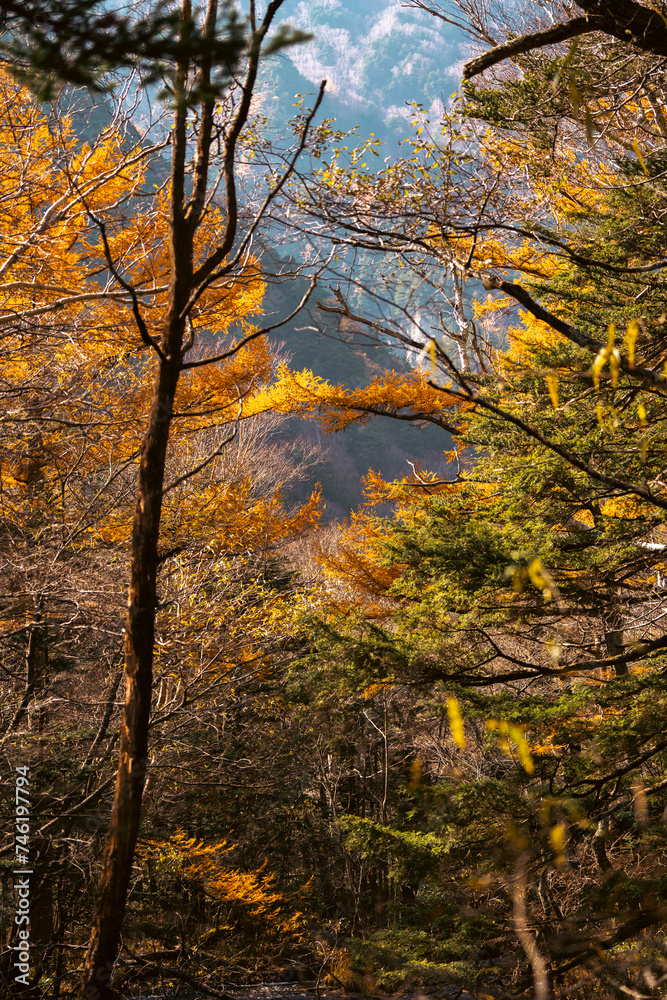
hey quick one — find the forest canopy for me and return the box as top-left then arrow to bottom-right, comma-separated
2,3 -> 667,1000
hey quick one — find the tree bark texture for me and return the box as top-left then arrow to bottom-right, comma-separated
79,351 -> 184,1000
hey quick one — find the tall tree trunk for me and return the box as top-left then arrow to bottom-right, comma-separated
604,603 -> 627,677
79,355 -> 182,1000
5,599 -> 47,735
78,0 -> 197,984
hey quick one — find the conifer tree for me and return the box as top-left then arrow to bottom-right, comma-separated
279,3 -> 667,994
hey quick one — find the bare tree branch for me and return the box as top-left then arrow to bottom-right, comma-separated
463,16 -> 605,80
182,271 -> 320,369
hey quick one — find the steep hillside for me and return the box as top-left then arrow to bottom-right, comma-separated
261,257 -> 452,518
262,0 -> 465,148
254,3 -> 465,514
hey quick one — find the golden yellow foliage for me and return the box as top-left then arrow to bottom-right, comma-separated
503,311 -> 566,369
0,69 -> 329,563
252,364 -> 458,431
447,697 -> 466,749
137,831 -> 309,937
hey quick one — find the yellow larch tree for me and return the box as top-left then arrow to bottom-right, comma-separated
0,3 -> 328,992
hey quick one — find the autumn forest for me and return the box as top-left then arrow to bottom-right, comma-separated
2,2 -> 667,999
